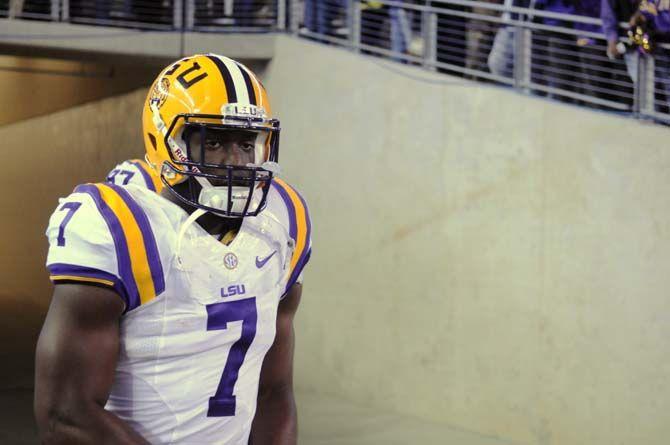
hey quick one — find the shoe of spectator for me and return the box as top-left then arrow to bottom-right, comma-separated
255,5 -> 272,18
408,37 -> 424,56
210,17 -> 236,25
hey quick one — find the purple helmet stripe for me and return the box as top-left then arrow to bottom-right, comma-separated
74,184 -> 140,311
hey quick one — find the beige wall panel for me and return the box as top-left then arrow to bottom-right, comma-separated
0,89 -> 145,385
264,36 -> 670,445
0,56 -> 157,126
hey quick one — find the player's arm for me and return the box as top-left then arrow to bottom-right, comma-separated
249,283 -> 303,445
34,284 -> 150,445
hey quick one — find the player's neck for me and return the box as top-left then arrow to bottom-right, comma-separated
160,186 -> 243,237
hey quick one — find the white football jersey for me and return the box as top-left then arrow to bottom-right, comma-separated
45,179 -> 311,445
106,159 -> 163,192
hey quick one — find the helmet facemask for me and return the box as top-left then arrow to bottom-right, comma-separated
161,112 -> 280,218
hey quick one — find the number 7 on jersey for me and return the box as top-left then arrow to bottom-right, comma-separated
206,297 -> 258,417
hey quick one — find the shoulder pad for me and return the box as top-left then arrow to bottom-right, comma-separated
46,183 -> 165,312
267,178 -> 312,295
106,159 -> 162,192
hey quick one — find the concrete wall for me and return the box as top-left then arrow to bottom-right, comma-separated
0,89 -> 146,386
264,36 -> 670,445
0,55 -> 158,126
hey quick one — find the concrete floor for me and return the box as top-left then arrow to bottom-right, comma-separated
0,387 -> 513,445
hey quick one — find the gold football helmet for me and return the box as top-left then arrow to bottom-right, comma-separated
143,53 -> 280,217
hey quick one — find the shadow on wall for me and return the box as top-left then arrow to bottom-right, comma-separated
0,55 -> 161,127
0,89 -> 148,389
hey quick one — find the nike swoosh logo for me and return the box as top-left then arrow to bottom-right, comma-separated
256,251 -> 277,268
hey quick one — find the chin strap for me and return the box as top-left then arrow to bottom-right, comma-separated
175,207 -> 207,270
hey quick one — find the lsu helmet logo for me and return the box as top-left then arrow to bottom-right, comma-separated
221,103 -> 267,119
149,78 -> 171,109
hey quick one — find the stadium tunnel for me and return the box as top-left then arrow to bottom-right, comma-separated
1,3 -> 670,445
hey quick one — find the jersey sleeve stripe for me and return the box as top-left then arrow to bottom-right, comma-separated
48,263 -> 129,305
51,275 -> 114,286
283,249 -> 311,299
129,159 -> 159,192
107,184 -> 165,296
74,184 -> 141,311
271,180 -> 297,242
271,179 -> 312,289
286,185 -> 312,290
98,184 -> 165,306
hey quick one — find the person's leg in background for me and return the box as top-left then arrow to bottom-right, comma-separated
8,0 -> 24,18
488,26 -> 515,78
390,7 -> 409,59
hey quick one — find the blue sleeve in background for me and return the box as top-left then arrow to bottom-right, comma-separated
601,0 -> 620,42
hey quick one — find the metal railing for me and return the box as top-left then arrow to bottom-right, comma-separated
0,0 -> 285,31
1,0 -> 669,124
294,0 -> 670,123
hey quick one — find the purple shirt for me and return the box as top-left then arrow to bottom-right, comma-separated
574,0 -> 602,34
640,2 -> 670,35
601,0 -> 622,42
534,0 -> 575,27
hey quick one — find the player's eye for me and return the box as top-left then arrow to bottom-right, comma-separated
205,140 -> 222,150
240,142 -> 255,152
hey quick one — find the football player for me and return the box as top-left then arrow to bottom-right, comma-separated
34,54 -> 311,445
106,158 -> 163,192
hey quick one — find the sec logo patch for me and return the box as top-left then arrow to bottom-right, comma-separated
223,252 -> 238,270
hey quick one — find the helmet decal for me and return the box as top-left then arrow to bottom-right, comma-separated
149,78 -> 170,109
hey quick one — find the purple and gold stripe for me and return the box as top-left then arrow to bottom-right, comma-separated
129,159 -> 161,192
75,184 -> 140,310
271,179 -> 312,294
109,183 -> 165,297
74,183 -> 164,311
48,263 -> 129,306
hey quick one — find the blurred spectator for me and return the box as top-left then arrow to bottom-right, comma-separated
603,0 -> 670,111
601,0 -> 636,57
488,0 -> 532,78
630,0 -> 670,110
389,2 -> 423,59
465,0 -> 502,77
531,0 -> 580,102
390,5 -> 411,56
574,0 -> 634,107
304,0 -> 348,37
8,0 -> 23,18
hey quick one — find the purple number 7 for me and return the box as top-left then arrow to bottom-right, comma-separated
106,169 -> 135,185
206,297 -> 258,417
57,202 -> 82,247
